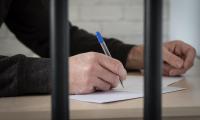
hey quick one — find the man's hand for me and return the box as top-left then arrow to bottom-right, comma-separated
126,40 -> 196,76
162,40 -> 196,76
69,52 -> 127,94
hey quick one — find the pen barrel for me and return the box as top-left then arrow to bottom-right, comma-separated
101,42 -> 112,57
100,41 -> 124,88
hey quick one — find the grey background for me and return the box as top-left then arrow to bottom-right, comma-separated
169,0 -> 200,58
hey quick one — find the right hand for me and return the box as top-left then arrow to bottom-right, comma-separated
69,52 -> 127,94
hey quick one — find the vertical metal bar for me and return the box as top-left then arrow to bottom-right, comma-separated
144,0 -> 163,120
50,0 -> 69,120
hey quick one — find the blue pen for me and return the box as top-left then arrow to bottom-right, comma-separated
96,32 -> 124,88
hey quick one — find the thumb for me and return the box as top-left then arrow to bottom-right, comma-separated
163,48 -> 184,68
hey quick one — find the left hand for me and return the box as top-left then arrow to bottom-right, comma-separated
162,40 -> 196,76
126,40 -> 196,76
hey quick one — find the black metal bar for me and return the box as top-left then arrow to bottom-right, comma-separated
50,0 -> 69,120
144,0 -> 163,120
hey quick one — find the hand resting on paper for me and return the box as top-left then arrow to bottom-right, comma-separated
126,40 -> 196,76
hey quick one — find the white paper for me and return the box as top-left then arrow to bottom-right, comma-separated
70,76 -> 185,103
120,75 -> 184,88
70,90 -> 143,103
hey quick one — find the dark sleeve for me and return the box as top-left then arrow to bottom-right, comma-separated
70,24 -> 134,66
4,0 -> 50,57
0,0 -> 134,97
4,0 -> 134,66
0,0 -> 51,97
0,55 -> 51,97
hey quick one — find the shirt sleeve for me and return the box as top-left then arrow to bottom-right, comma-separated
4,0 -> 50,57
0,55 -> 51,97
0,0 -> 135,97
4,0 -> 134,66
70,24 -> 134,66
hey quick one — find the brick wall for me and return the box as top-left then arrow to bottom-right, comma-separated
70,0 -> 169,44
0,0 -> 170,57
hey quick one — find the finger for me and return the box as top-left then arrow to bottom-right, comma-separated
78,86 -> 95,94
163,63 -> 173,76
183,48 -> 196,70
169,69 -> 186,76
175,41 -> 196,70
163,47 -> 184,68
95,65 -> 120,88
92,77 -> 111,91
97,53 -> 127,80
163,62 -> 186,76
174,45 -> 182,57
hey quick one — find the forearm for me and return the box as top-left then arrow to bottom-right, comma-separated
126,45 -> 144,70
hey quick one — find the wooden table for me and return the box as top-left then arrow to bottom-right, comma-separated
0,59 -> 200,120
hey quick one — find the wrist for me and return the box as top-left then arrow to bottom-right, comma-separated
126,45 -> 144,70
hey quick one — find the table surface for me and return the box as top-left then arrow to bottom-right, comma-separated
0,59 -> 200,120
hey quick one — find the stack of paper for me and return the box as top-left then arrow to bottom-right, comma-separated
70,75 -> 185,103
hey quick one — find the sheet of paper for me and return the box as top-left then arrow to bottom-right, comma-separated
70,76 -> 185,103
114,75 -> 184,91
70,87 -> 185,103
70,90 -> 143,103
120,75 -> 184,88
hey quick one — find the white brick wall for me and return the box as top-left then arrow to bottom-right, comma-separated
0,0 -> 170,56
71,0 -> 170,44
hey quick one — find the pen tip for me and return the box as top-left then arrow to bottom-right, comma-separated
120,80 -> 124,88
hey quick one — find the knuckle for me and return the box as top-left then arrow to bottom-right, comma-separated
175,40 -> 183,45
115,61 -> 123,72
88,52 -> 98,62
86,64 -> 96,74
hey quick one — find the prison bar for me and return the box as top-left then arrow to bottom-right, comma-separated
50,0 -> 69,120
50,0 -> 163,120
144,0 -> 163,120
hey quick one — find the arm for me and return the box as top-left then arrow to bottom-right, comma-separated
4,0 -> 50,57
5,0 -> 134,67
0,0 -> 134,96
70,24 -> 134,67
0,55 -> 51,97
0,0 -> 52,97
